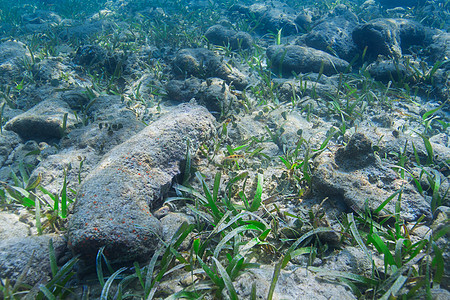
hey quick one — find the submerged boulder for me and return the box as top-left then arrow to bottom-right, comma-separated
172,48 -> 248,89
165,77 -> 237,113
301,4 -> 359,61
267,45 -> 350,77
312,133 -> 432,222
0,235 -> 67,287
68,104 -> 216,262
352,18 -> 427,59
0,41 -> 30,85
230,1 -> 298,35
205,25 -> 253,50
4,98 -> 78,141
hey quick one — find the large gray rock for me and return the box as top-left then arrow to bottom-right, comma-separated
172,48 -> 248,89
0,235 -> 67,286
353,18 -> 402,58
0,41 -> 30,85
165,77 -> 237,113
230,1 -> 298,35
312,133 -> 432,222
68,104 -> 216,262
4,98 -> 78,141
267,45 -> 350,77
302,4 -> 359,61
205,25 -> 253,50
353,18 -> 427,59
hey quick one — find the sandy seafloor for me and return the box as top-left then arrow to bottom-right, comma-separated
0,0 -> 449,299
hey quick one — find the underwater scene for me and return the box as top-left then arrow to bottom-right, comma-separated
0,0 -> 449,299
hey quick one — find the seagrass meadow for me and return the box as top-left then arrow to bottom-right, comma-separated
0,0 -> 449,299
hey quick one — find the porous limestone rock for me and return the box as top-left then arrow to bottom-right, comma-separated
68,103 -> 216,262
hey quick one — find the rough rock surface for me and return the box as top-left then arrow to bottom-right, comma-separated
267,45 -> 350,76
312,133 -> 432,222
0,130 -> 22,167
322,246 -> 373,278
353,18 -> 402,58
160,213 -> 193,250
301,4 -> 359,61
172,48 -> 248,89
4,98 -> 78,141
366,57 -> 416,82
230,1 -> 298,35
428,32 -> 450,69
0,212 -> 30,240
165,77 -> 237,113
60,20 -> 114,41
21,10 -> 62,32
68,104 -> 216,262
62,95 -> 146,153
0,235 -> 67,286
233,264 -> 356,299
205,25 -> 253,49
353,18 -> 427,59
0,41 -> 30,84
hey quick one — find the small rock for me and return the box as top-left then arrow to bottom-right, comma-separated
322,246 -> 373,278
0,130 -> 22,167
21,10 -> 62,32
160,212 -> 192,250
166,77 -> 237,113
230,2 -> 299,35
334,132 -> 376,169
